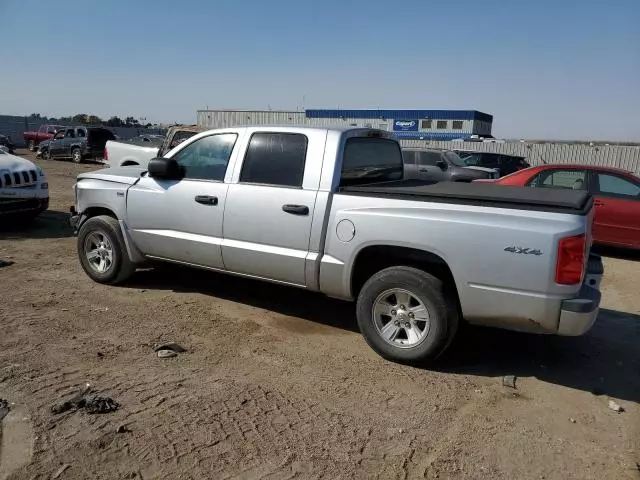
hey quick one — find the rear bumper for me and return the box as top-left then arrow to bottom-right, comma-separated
557,254 -> 603,336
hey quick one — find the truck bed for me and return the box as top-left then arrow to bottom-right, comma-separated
339,179 -> 592,214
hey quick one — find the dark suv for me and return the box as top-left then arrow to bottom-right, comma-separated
453,151 -> 530,177
39,127 -> 115,163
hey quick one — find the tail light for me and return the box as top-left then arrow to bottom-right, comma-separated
556,234 -> 586,285
104,146 -> 108,161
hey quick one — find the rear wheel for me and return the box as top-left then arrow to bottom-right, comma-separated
356,266 -> 458,364
77,215 -> 135,284
28,139 -> 35,151
71,147 -> 82,163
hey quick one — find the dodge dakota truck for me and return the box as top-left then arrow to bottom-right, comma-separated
69,126 -> 603,363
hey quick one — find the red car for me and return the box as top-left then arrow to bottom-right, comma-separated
476,164 -> 640,249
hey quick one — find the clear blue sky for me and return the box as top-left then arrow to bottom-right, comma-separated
1,0 -> 638,140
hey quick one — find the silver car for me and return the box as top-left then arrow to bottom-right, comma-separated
402,148 -> 499,182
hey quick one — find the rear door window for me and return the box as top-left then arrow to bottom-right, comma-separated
402,150 -> 417,165
418,151 -> 442,166
240,133 -> 308,187
528,169 -> 587,190
595,173 -> 640,199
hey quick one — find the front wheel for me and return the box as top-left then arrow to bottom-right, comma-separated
356,266 -> 458,364
71,147 -> 82,163
41,148 -> 51,160
77,215 -> 135,284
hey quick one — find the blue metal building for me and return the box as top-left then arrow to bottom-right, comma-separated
197,109 -> 494,140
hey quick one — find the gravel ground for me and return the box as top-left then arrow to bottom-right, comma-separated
0,151 -> 638,480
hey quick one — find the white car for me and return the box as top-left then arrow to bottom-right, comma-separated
0,149 -> 49,221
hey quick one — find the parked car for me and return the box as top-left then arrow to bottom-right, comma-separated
474,164 -> 640,250
70,126 -> 602,364
0,134 -> 15,154
38,126 -> 115,163
0,148 -> 49,221
454,150 -> 530,177
104,125 -> 205,168
402,148 -> 499,182
23,124 -> 66,152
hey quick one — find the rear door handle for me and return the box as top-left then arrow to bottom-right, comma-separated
419,168 -> 429,172
594,200 -> 605,206
282,204 -> 309,215
194,195 -> 218,206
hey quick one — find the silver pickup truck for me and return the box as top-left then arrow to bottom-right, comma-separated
69,126 -> 603,363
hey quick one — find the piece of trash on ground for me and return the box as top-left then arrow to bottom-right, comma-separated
0,398 -> 10,421
0,259 -> 15,268
51,383 -> 119,415
153,342 -> 186,353
502,375 -> 517,389
608,399 -> 624,413
157,349 -> 177,358
52,464 -> 71,479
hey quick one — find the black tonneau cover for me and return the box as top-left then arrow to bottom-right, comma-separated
338,180 -> 592,214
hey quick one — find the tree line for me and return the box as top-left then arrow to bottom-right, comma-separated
28,113 -> 154,128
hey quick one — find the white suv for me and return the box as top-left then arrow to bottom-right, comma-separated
0,149 -> 49,221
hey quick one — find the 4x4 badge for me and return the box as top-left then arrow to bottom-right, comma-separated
504,246 -> 543,256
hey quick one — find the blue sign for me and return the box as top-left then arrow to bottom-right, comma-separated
393,119 -> 418,132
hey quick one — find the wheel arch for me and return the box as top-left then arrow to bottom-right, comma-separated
350,245 -> 460,311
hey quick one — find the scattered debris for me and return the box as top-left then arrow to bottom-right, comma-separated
116,424 -> 130,434
569,418 -> 576,423
153,342 -> 186,353
502,375 -> 517,389
0,398 -> 10,421
157,349 -> 178,358
97,352 -> 104,358
608,400 -> 624,413
0,259 -> 15,268
52,464 -> 71,479
51,384 -> 119,415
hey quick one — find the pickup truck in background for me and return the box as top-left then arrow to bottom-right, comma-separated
23,124 -> 66,151
70,126 -> 603,364
104,125 -> 204,168
38,126 -> 116,163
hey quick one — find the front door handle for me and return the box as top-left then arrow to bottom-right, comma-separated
194,195 -> 218,206
419,168 -> 429,172
282,204 -> 309,215
594,201 -> 604,206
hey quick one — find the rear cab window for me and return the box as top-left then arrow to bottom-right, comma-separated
340,137 -> 403,187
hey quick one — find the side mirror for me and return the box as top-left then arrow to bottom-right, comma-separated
147,157 -> 182,179
436,159 -> 447,170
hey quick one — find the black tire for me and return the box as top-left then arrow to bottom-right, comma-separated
28,139 -> 35,151
356,266 -> 459,364
71,147 -> 83,163
41,148 -> 51,160
77,215 -> 135,284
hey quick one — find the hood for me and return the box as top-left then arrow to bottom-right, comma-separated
78,166 -> 146,185
0,151 -> 39,172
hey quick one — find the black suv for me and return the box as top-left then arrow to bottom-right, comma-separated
453,151 -> 530,177
40,127 -> 115,163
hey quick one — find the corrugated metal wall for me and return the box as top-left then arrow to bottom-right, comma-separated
197,110 -> 640,174
400,140 -> 640,174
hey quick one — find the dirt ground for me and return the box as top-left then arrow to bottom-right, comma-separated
0,151 -> 639,480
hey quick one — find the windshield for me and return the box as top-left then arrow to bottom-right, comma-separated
444,151 -> 468,167
340,137 -> 404,186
